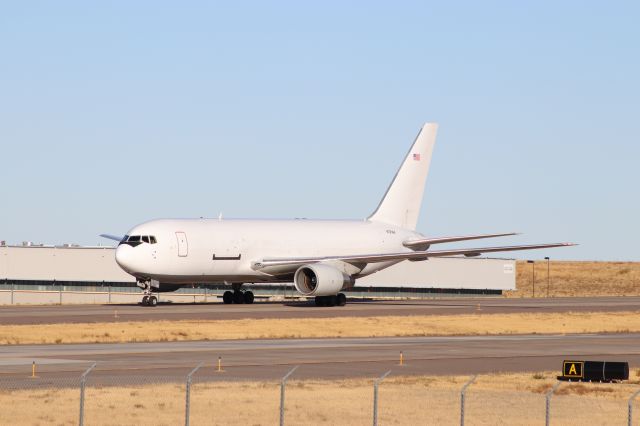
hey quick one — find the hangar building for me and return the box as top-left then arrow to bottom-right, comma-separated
0,244 -> 515,304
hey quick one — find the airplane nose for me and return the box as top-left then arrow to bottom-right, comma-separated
115,245 -> 133,272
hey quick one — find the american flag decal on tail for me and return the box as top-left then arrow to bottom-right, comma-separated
413,153 -> 421,161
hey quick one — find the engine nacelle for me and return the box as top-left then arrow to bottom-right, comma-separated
294,264 -> 353,296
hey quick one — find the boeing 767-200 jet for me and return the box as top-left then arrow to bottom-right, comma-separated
102,123 -> 574,306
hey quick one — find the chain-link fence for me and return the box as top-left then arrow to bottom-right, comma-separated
1,364 -> 639,425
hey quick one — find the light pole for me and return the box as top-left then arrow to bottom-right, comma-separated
544,257 -> 550,297
527,260 -> 535,298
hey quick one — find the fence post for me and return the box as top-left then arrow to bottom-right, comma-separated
185,362 -> 203,426
373,370 -> 392,426
629,388 -> 640,426
79,362 -> 97,426
460,375 -> 477,426
545,381 -> 561,426
280,366 -> 299,426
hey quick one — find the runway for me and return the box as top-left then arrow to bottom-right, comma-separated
1,333 -> 639,383
0,296 -> 638,325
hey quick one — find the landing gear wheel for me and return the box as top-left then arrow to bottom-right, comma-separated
243,291 -> 254,304
314,296 -> 324,307
148,295 -> 157,307
327,295 -> 337,307
336,293 -> 347,306
233,290 -> 245,304
223,291 -> 233,304
142,295 -> 149,306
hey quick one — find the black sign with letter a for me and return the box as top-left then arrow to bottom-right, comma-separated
563,360 -> 583,378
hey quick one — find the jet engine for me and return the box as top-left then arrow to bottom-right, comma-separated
294,264 -> 353,296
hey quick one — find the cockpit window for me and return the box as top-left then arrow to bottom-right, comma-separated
118,235 -> 157,247
119,235 -> 141,247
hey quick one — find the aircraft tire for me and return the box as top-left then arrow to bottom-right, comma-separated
243,291 -> 254,304
148,296 -> 157,307
314,296 -> 324,307
223,291 -> 233,304
327,295 -> 337,307
336,293 -> 347,306
142,295 -> 149,306
233,290 -> 244,304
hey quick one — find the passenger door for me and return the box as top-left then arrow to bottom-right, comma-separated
175,232 -> 188,257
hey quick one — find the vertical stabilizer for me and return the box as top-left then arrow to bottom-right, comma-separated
368,123 -> 438,230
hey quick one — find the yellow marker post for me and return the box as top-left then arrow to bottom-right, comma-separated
476,303 -> 481,312
399,351 -> 404,366
31,361 -> 36,378
217,356 -> 224,373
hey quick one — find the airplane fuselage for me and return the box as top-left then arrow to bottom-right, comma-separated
115,218 -> 420,284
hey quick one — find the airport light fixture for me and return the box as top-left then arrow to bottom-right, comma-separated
544,257 -> 550,297
527,260 -> 535,298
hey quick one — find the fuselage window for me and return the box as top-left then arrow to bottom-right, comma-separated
142,236 -> 150,243
150,236 -> 157,244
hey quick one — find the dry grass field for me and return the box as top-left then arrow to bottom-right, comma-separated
0,310 -> 639,344
2,371 -> 639,425
0,260 -> 637,345
510,261 -> 640,297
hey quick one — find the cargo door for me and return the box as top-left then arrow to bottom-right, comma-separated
176,232 -> 188,257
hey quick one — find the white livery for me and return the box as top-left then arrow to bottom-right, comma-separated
104,123 -> 573,306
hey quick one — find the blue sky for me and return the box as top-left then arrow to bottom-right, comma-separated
1,2 -> 638,260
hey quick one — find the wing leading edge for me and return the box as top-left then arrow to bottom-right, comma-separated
100,234 -> 124,242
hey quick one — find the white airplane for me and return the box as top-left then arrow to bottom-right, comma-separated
102,123 -> 574,306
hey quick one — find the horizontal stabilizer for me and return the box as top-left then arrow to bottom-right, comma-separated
403,232 -> 518,250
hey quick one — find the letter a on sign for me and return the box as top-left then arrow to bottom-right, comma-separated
563,360 -> 583,378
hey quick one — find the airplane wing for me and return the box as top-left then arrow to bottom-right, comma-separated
403,232 -> 518,249
252,242 -> 575,274
99,234 -> 124,242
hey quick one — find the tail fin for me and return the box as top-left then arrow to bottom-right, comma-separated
368,123 -> 438,230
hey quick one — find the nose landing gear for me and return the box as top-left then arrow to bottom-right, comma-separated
138,281 -> 158,307
141,294 -> 158,306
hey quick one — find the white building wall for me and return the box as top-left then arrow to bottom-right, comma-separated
357,257 -> 515,290
0,246 -> 134,282
0,246 -> 515,290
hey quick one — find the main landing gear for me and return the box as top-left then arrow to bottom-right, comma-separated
314,293 -> 347,307
222,290 -> 254,304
